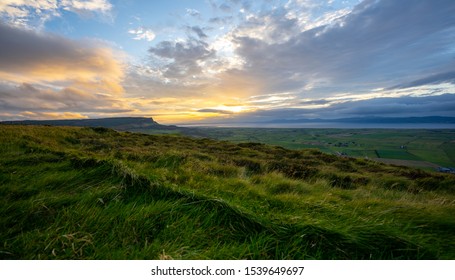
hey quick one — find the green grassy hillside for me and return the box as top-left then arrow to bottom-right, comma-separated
1,125 -> 454,259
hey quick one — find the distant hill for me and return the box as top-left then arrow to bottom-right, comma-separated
0,117 -> 172,131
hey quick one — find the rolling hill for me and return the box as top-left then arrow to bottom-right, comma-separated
1,124 -> 454,259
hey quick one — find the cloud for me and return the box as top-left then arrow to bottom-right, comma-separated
128,27 -> 156,41
148,36 -> 216,79
117,0 -> 455,124
322,94 -> 455,119
218,0 -> 455,101
186,8 -> 200,17
0,0 -> 113,28
390,71 -> 455,90
61,0 -> 112,15
235,7 -> 301,44
19,111 -> 89,120
122,62 -> 261,123
0,0 -> 60,28
219,3 -> 232,13
0,82 -> 133,116
208,16 -> 233,25
0,20 -> 132,120
299,99 -> 331,106
0,0 -> 59,13
0,21 -> 124,94
157,0 -> 455,121
199,94 -> 455,124
187,26 -> 208,39
197,108 -> 233,114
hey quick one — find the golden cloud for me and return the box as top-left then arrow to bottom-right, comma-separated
0,21 -> 125,95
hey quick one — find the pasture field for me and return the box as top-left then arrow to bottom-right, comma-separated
1,125 -> 455,260
149,127 -> 455,169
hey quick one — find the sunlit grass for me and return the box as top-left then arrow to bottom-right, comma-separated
0,125 -> 454,259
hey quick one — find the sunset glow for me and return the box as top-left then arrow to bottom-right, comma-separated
1,0 -> 455,124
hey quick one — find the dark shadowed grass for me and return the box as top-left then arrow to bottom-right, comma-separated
0,125 -> 454,259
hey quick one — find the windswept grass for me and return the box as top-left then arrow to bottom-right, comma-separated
1,125 -> 454,259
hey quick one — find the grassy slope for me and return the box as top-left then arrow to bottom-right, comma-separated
1,125 -> 455,260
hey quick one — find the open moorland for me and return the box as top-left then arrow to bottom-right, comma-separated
1,125 -> 455,259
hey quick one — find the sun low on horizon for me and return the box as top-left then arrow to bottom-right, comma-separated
1,0 -> 455,125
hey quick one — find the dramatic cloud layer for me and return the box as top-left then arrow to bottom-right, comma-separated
1,0 -> 455,123
226,0 -> 455,97
0,20 -> 132,120
128,0 -> 455,123
0,21 -> 123,92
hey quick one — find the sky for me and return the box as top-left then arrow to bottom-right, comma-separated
1,0 -> 455,124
